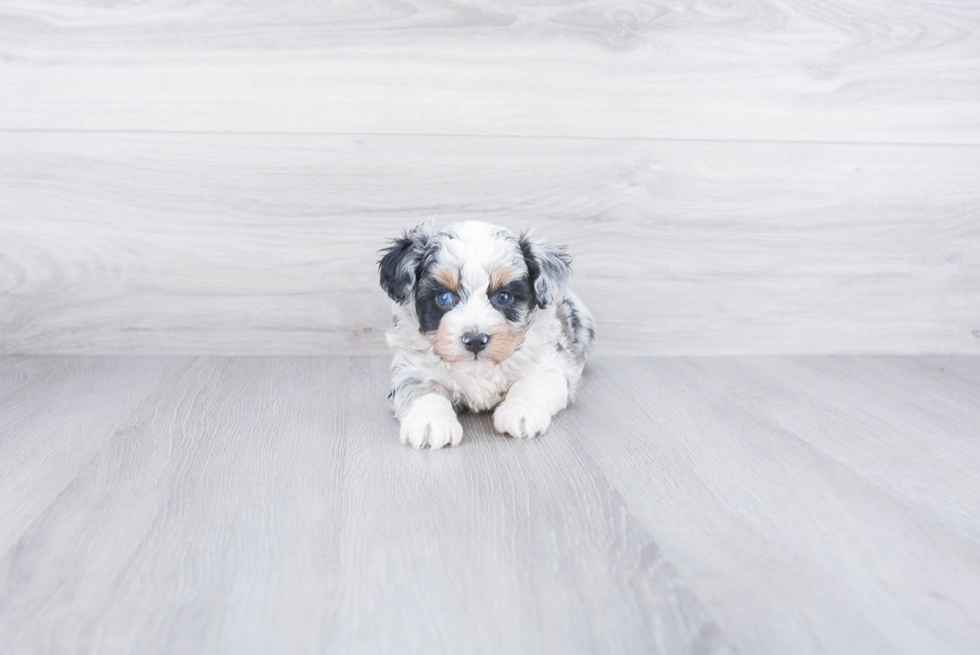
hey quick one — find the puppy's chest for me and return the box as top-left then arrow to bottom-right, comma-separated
444,367 -> 515,412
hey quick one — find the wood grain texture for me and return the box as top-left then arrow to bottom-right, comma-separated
0,356 -> 732,655
569,356 -> 980,654
1,1 -> 979,142
2,356 -> 979,654
2,132 -> 979,356
0,357 -> 176,556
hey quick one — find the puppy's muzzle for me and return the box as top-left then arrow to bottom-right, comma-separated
461,332 -> 490,355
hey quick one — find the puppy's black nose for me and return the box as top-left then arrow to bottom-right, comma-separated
461,332 -> 490,354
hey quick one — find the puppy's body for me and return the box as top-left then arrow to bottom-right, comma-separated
379,221 -> 594,448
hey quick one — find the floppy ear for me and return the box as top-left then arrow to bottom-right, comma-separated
519,231 -> 571,309
378,224 -> 430,304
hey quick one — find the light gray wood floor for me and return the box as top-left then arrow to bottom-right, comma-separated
2,356 -> 978,655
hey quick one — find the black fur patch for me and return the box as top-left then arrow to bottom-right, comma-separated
415,286 -> 453,333
414,257 -> 461,333
378,231 -> 426,304
519,232 -> 571,309
519,238 -> 541,309
490,277 -> 534,323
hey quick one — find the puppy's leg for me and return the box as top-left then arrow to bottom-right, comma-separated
399,393 -> 462,449
493,367 -> 569,439
390,358 -> 462,449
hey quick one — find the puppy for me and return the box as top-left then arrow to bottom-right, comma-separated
378,221 -> 595,448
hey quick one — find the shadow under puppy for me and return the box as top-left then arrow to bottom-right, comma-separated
379,221 -> 595,448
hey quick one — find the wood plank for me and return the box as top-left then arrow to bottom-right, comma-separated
0,356 -> 731,655
0,357 -> 180,555
0,357 -> 355,654
566,356 -> 980,654
913,355 -> 980,388
3,355 -> 980,653
2,132 -> 979,356
330,357 -> 729,654
734,356 -> 980,540
1,1 -> 979,142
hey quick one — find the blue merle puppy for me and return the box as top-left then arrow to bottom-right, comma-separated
379,221 -> 595,448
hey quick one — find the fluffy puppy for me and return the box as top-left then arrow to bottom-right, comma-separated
378,221 -> 595,448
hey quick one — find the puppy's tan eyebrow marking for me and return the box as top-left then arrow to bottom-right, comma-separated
434,267 -> 459,292
489,265 -> 522,291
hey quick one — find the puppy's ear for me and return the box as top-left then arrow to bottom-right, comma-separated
520,231 -> 571,309
379,224 -> 430,304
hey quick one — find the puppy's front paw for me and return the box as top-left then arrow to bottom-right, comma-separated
493,399 -> 552,439
399,394 -> 463,449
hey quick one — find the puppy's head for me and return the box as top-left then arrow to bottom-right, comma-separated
379,221 -> 570,365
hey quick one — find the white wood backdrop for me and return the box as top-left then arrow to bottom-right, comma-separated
1,1 -> 979,355
2,0 -> 980,143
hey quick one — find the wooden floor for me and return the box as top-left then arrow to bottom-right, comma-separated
2,356 -> 978,655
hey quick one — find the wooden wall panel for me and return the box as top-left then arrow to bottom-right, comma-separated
0,1 -> 978,142
2,132 -> 977,355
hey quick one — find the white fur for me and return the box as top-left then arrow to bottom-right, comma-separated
492,369 -> 569,438
382,221 -> 594,449
400,393 -> 463,448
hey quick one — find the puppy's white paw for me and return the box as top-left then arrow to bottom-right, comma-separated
493,399 -> 552,439
399,394 -> 463,449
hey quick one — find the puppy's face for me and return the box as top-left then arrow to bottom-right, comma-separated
379,221 -> 570,366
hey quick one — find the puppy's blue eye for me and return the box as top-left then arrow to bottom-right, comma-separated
436,291 -> 455,307
496,292 -> 513,306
